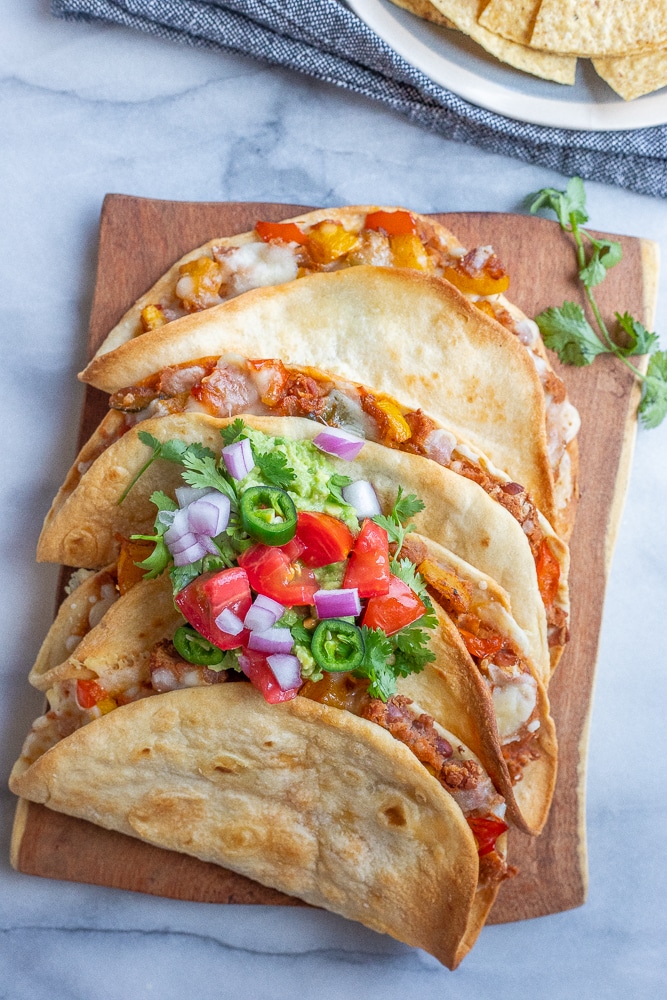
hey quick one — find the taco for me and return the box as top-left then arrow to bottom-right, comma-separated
33,412 -> 557,833
84,207 -> 579,540
11,680 -> 505,969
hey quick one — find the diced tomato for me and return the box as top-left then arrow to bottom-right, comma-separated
364,210 -> 417,236
362,574 -> 425,635
174,567 -> 252,650
535,538 -> 560,608
238,543 -> 318,606
343,519 -> 391,598
240,649 -> 300,704
295,511 -> 354,568
76,679 -> 107,709
255,220 -> 308,245
467,815 -> 508,857
458,629 -> 504,660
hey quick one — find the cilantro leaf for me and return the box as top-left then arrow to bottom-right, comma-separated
579,236 -> 622,289
356,627 -> 396,701
638,351 -> 667,429
616,312 -> 660,357
327,473 -> 353,505
529,176 -> 588,229
220,419 -> 246,447
391,621 -> 436,677
180,450 -> 237,504
535,302 -> 607,366
150,490 -> 178,515
392,486 -> 425,523
254,450 -> 297,490
130,534 -> 171,579
390,558 -> 429,600
373,486 -> 424,559
290,622 -> 313,646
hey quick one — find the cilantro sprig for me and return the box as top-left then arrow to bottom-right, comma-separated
529,176 -> 666,428
372,486 -> 425,560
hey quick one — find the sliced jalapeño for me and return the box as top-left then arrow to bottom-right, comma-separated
173,625 -> 224,666
240,486 -> 297,546
311,619 -> 365,673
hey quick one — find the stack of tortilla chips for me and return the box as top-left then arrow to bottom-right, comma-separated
10,206 -> 580,967
391,0 -> 667,100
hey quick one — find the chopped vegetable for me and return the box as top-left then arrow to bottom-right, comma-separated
238,543 -> 318,606
311,620 -> 365,673
313,427 -> 364,461
362,575 -> 426,636
313,588 -> 361,619
343,518 -> 390,597
222,438 -> 254,480
295,511 -> 354,567
174,567 -> 252,650
172,625 -> 225,666
239,486 -> 298,546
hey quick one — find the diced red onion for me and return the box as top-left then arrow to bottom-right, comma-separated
172,539 -> 209,566
423,428 -> 457,467
243,605 -> 276,633
248,628 -> 294,654
187,493 -> 230,536
222,438 -> 254,480
167,530 -> 199,555
341,480 -> 381,518
176,485 -> 215,508
244,594 -> 285,632
164,506 -> 191,548
215,608 -> 245,636
267,654 -> 302,691
313,428 -> 364,461
314,588 -> 361,618
197,534 -> 223,556
254,593 -> 285,618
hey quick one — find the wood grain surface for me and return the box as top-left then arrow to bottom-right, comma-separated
11,197 -> 659,926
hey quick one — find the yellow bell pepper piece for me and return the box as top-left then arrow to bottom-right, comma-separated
389,233 -> 432,271
375,399 -> 412,443
306,222 -> 359,264
140,304 -> 167,332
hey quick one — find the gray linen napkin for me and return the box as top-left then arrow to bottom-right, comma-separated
52,0 -> 667,198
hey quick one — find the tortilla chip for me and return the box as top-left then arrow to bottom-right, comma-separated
389,0 -> 454,28
477,0 -> 541,46
593,50 -> 667,100
532,1 -> 667,58
10,683 -> 482,968
427,0 -> 576,83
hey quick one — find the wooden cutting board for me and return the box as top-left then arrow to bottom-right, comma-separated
10,198 -> 659,925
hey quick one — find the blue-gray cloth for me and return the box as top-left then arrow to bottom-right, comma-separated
52,0 -> 667,198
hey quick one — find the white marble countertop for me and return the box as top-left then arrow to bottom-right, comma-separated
2,3 -> 667,997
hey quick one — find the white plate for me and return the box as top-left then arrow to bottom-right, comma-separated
347,0 -> 667,131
